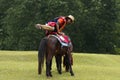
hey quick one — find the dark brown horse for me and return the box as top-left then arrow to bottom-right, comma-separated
38,35 -> 74,77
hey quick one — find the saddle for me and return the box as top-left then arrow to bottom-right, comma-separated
49,34 -> 72,47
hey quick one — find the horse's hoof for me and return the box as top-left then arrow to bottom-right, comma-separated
58,70 -> 62,74
47,76 -> 51,78
71,73 -> 74,76
47,75 -> 52,78
59,72 -> 62,74
38,72 -> 41,75
46,75 -> 52,78
50,74 -> 53,77
50,72 -> 52,77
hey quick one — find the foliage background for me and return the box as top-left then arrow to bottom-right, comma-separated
0,0 -> 119,54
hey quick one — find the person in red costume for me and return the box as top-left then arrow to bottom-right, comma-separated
35,15 -> 75,36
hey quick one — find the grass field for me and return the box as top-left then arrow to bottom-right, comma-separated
0,51 -> 120,80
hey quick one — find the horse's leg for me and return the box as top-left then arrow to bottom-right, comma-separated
55,55 -> 59,71
59,55 -> 62,74
69,63 -> 74,76
68,53 -> 74,76
63,55 -> 69,72
46,52 -> 53,77
49,59 -> 53,76
55,54 -> 62,74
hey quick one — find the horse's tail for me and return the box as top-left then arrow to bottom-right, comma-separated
38,37 -> 47,74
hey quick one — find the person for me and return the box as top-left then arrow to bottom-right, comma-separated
35,15 -> 74,36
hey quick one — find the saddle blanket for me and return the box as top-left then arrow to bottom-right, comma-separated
49,34 -> 72,47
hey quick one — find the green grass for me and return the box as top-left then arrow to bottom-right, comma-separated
0,51 -> 120,80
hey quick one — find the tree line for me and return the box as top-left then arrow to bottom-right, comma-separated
0,0 -> 120,54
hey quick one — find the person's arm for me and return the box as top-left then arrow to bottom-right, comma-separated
56,21 -> 61,34
56,18 -> 65,35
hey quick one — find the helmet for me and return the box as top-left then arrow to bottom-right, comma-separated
67,15 -> 75,22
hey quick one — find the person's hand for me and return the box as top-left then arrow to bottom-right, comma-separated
60,32 -> 65,35
58,32 -> 65,35
35,24 -> 42,29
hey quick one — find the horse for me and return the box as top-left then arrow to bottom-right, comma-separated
38,34 -> 74,77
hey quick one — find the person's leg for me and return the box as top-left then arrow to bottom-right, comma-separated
35,24 -> 54,31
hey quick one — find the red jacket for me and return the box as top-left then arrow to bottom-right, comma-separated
46,17 -> 66,36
